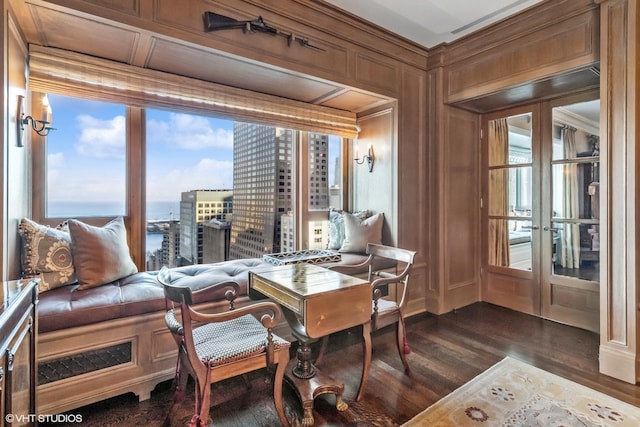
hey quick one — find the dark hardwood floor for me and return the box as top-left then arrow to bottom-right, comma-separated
43,302 -> 640,426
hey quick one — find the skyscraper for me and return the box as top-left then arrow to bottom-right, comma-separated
180,189 -> 233,264
229,124 -> 331,258
229,124 -> 293,259
308,133 -> 330,210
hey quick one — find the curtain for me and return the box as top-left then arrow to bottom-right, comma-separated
27,45 -> 358,138
561,126 -> 580,268
488,118 -> 510,267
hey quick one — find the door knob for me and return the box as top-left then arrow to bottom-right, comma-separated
543,226 -> 560,232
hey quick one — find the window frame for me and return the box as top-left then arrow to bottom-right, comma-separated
32,96 -> 348,270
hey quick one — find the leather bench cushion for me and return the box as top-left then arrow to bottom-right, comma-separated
38,258 -> 272,333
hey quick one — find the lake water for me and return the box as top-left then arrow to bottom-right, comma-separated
48,201 -> 180,253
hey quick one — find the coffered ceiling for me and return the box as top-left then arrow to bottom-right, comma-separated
11,1 -> 594,117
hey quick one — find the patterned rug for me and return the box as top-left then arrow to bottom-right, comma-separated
402,357 -> 640,426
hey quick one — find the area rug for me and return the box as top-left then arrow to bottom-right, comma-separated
403,356 -> 640,426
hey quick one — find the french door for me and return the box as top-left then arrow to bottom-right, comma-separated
482,91 -> 600,332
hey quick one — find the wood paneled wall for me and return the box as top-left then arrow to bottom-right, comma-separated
597,0 -> 639,383
4,0 -> 640,385
5,0 -> 431,305
425,0 -> 600,315
2,1 -> 29,281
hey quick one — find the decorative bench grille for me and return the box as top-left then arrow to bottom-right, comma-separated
38,342 -> 132,384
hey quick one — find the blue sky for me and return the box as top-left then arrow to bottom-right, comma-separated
45,94 -> 339,206
46,94 -> 232,204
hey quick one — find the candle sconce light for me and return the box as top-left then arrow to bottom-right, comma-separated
354,143 -> 374,173
17,95 -> 55,147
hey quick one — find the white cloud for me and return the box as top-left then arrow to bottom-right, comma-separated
47,152 -> 66,169
147,158 -> 233,201
75,115 -> 126,159
147,113 -> 233,150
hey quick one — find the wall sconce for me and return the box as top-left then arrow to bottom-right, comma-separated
16,95 -> 54,147
354,143 -> 374,172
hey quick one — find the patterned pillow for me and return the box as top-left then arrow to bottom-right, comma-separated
327,209 -> 371,250
18,218 -> 77,293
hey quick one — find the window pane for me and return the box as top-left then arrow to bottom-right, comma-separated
552,100 -> 600,161
145,109 -> 233,269
488,166 -> 532,216
488,218 -> 532,270
550,222 -> 599,281
488,113 -> 532,167
308,133 -> 329,210
45,94 -> 126,218
229,124 -> 295,259
145,112 -> 345,269
328,136 -> 343,210
552,162 -> 599,220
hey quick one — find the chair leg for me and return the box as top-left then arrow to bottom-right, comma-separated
193,377 -> 212,427
273,353 -> 290,427
396,318 -> 411,374
356,321 -> 371,401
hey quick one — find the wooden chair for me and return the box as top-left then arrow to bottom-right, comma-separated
321,243 -> 417,397
158,266 -> 291,427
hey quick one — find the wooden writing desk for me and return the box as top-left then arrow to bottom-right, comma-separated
249,264 -> 371,426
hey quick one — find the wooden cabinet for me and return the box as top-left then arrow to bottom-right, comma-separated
0,279 -> 38,427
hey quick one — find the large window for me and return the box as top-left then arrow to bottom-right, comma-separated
142,109 -> 343,270
44,94 -> 126,218
35,94 -> 346,271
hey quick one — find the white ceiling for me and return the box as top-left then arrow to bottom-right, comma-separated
324,0 -> 546,48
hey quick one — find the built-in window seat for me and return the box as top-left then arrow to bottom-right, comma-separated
36,253 -> 393,415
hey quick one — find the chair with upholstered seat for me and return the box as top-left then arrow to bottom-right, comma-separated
322,243 -> 417,385
158,266 -> 291,427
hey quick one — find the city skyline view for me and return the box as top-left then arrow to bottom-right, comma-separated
46,94 -> 235,207
45,94 -> 340,207
44,94 -> 342,264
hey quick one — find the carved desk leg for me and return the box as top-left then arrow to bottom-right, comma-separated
284,310 -> 348,426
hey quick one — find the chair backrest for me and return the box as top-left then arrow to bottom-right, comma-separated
159,265 -> 194,305
366,243 -> 417,309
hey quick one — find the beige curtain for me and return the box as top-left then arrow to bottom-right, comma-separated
561,126 -> 580,268
27,45 -> 358,138
488,118 -> 510,267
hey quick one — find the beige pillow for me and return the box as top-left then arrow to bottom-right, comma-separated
68,217 -> 138,290
327,209 -> 371,250
18,218 -> 77,293
339,212 -> 384,253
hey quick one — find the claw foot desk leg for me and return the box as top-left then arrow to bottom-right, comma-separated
301,405 -> 314,426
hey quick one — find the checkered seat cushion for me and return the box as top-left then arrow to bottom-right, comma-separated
190,314 -> 290,366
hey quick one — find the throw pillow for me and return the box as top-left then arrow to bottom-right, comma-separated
18,218 -> 77,293
327,209 -> 371,250
339,212 -> 384,254
68,217 -> 138,290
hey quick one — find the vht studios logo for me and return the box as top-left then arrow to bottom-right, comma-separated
5,413 -> 83,423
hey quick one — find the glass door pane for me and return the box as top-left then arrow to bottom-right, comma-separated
488,113 -> 533,271
549,105 -> 600,282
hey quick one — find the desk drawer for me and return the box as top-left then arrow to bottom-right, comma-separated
250,275 -> 304,315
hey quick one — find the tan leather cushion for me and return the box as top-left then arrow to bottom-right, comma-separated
38,258 -> 272,333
